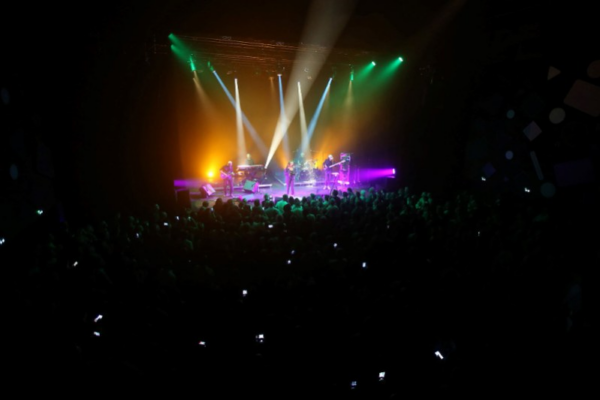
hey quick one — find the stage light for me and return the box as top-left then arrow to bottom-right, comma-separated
398,57 -> 404,63
208,171 -> 214,178
371,61 -> 376,66
189,55 -> 196,72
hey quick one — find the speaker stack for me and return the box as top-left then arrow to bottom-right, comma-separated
176,189 -> 191,209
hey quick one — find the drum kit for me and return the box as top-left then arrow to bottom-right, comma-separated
298,159 -> 317,181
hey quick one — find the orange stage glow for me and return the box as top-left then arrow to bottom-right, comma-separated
178,63 -> 401,180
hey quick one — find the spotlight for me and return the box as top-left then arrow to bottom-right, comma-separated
276,63 -> 285,76
189,54 -> 196,72
371,61 -> 376,66
398,56 -> 404,63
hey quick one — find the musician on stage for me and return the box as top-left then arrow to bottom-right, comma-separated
322,154 -> 335,190
284,160 -> 296,195
220,160 -> 235,196
245,153 -> 255,165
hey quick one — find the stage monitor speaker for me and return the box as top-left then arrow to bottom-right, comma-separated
176,189 -> 191,209
200,184 -> 216,198
243,180 -> 259,193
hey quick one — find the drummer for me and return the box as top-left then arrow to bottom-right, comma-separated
294,151 -> 306,167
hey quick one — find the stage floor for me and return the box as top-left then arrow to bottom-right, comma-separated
176,177 -> 377,210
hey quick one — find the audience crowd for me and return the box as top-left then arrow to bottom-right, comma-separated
3,186 -> 590,395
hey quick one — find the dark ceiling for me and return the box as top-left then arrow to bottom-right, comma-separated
5,0 -> 589,77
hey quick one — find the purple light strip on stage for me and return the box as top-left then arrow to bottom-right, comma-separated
174,179 -> 204,188
359,168 -> 396,181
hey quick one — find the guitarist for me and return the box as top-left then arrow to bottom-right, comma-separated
322,154 -> 335,190
220,160 -> 235,196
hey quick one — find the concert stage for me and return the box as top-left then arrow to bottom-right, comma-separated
174,174 -> 393,211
